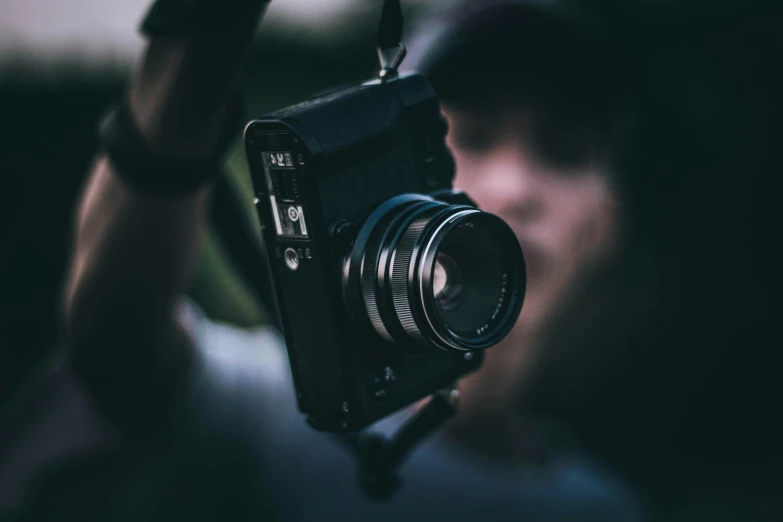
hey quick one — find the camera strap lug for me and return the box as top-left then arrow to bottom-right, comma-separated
378,44 -> 408,81
377,0 -> 407,81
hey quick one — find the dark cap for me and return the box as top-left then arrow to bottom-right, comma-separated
407,0 -> 619,111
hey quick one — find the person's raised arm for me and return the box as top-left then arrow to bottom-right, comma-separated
63,0 -> 270,431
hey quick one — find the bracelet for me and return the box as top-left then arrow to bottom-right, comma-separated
98,95 -> 243,198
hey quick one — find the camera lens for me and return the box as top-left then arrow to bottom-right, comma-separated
344,194 -> 525,353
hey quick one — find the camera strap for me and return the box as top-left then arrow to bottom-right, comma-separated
378,0 -> 404,49
377,0 -> 408,80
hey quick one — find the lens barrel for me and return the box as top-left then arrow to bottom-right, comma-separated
344,194 -> 525,353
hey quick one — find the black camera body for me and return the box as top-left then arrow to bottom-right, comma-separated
245,74 -> 524,432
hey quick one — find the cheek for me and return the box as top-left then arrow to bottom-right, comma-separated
450,146 -> 527,215
450,148 -> 481,191
546,182 -> 616,260
451,152 -> 498,209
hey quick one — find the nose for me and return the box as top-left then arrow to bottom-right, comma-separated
462,145 -> 542,220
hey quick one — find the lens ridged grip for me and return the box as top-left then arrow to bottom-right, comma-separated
390,216 -> 430,340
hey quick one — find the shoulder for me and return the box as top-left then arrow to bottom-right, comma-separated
179,299 -> 300,449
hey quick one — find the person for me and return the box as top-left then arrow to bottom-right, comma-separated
406,0 -> 623,460
9,1 -> 640,521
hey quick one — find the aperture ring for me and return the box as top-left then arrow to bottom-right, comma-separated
358,198 -> 434,345
390,216 -> 430,340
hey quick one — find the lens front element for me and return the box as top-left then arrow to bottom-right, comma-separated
428,220 -> 509,340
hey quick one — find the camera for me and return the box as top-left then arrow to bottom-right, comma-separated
244,73 -> 526,432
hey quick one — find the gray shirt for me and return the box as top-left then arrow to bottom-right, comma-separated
1,302 -> 646,521
187,303 -> 647,522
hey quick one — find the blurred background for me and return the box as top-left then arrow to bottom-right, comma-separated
2,1 -> 781,520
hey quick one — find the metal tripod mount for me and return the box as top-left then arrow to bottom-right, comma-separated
340,385 -> 460,500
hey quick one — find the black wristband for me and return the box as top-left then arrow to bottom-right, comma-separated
99,95 -> 243,198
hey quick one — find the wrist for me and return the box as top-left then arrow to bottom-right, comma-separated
99,95 -> 243,198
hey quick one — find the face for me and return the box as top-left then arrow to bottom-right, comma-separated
443,102 -> 618,337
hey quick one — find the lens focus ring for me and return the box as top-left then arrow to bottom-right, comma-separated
390,216 -> 430,340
